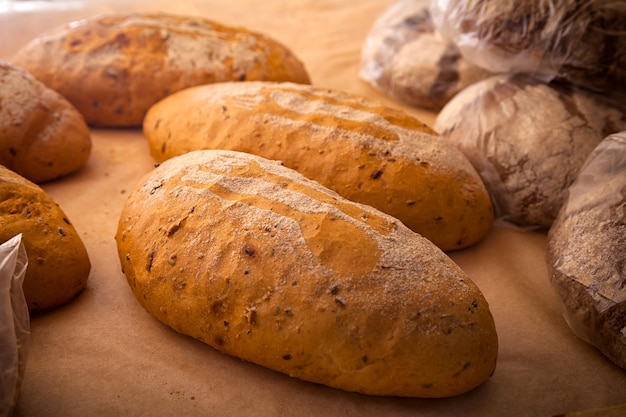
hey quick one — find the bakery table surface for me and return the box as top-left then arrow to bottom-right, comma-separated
1,1 -> 625,416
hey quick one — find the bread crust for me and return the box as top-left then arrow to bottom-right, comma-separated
435,74 -> 626,228
359,0 -> 491,111
547,132 -> 626,370
431,0 -> 626,98
0,61 -> 91,183
143,81 -> 493,250
11,12 -> 311,127
0,165 -> 91,311
115,149 -> 498,398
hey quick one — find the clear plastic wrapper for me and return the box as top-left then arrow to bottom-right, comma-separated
434,73 -> 626,228
546,131 -> 626,369
430,0 -> 626,98
0,234 -> 30,417
359,0 -> 491,110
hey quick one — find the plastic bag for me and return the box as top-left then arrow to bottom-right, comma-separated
434,73 -> 626,228
360,0 -> 434,87
430,0 -> 626,98
359,0 -> 491,110
546,131 -> 626,369
0,234 -> 30,417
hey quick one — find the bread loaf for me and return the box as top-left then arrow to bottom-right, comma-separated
359,0 -> 491,111
115,149 -> 498,398
435,74 -> 626,228
143,81 -> 493,251
0,61 -> 91,183
430,0 -> 626,99
11,12 -> 311,127
0,165 -> 91,311
546,131 -> 626,370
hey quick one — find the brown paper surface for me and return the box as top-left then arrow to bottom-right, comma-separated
1,1 -> 625,416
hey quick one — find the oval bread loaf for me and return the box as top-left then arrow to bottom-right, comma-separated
0,61 -> 91,183
0,165 -> 91,311
115,149 -> 498,398
546,131 -> 626,370
143,81 -> 493,251
11,12 -> 311,127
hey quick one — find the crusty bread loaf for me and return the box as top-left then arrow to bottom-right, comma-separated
0,61 -> 91,183
0,165 -> 91,311
359,0 -> 491,111
430,0 -> 626,99
143,81 -> 493,251
115,149 -> 498,398
11,12 -> 311,127
435,74 -> 626,228
546,131 -> 626,370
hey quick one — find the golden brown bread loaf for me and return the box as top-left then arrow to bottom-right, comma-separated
115,149 -> 498,398
0,61 -> 91,183
11,12 -> 311,127
143,81 -> 493,251
0,165 -> 91,311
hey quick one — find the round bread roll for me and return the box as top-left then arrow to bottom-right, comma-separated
546,131 -> 626,370
359,0 -> 491,111
11,12 -> 311,127
116,149 -> 498,398
0,61 -> 91,183
435,73 -> 626,229
386,32 -> 492,111
143,81 -> 494,251
430,0 -> 626,98
0,165 -> 91,311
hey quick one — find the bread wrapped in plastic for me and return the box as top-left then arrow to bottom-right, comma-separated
546,131 -> 626,370
430,0 -> 626,99
0,234 -> 30,416
435,73 -> 626,228
359,0 -> 491,110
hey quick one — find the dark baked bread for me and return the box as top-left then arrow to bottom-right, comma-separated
431,0 -> 626,99
359,0 -> 491,110
546,131 -> 626,370
435,73 -> 626,228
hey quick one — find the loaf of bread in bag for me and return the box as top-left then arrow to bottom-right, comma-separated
11,12 -> 311,127
547,131 -> 626,370
143,81 -> 493,250
430,0 -> 626,99
435,73 -> 626,228
115,149 -> 498,398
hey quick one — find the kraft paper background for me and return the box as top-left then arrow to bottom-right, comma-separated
1,1 -> 625,416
